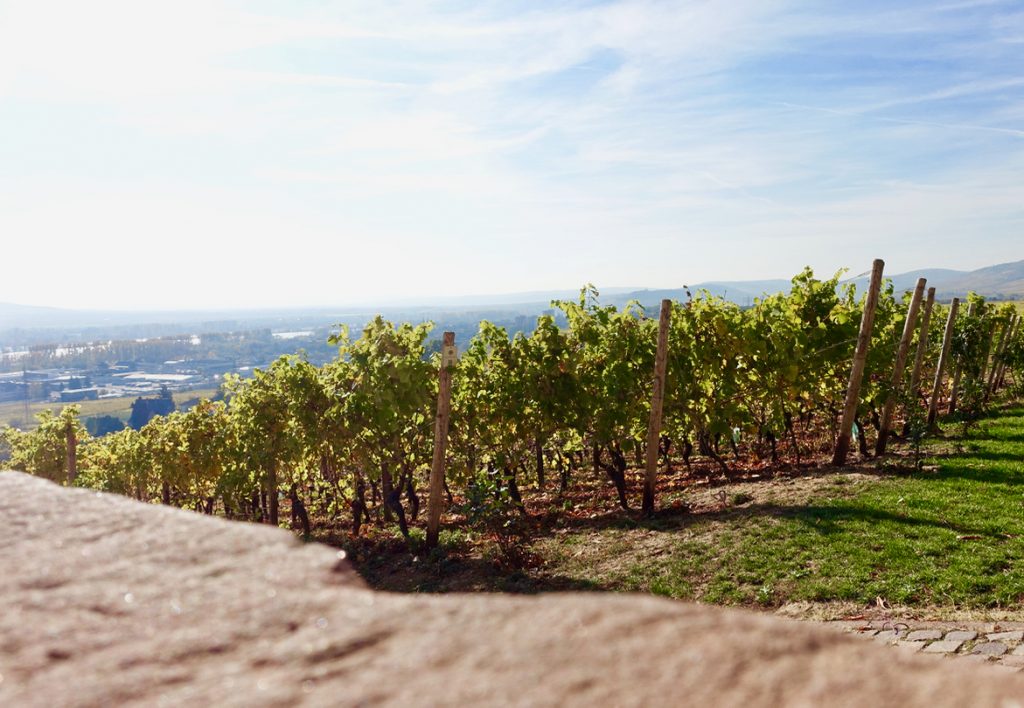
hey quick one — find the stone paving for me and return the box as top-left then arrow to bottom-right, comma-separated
845,623 -> 1024,672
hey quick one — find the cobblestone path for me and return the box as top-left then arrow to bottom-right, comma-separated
844,623 -> 1024,672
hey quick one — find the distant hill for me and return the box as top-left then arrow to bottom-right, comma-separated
940,260 -> 1024,299
859,268 -> 967,293
608,280 -> 793,308
0,302 -> 82,329
610,260 -> 1024,310
844,259 -> 1024,300
375,287 -> 644,308
0,302 -> 381,334
3,258 -> 1021,340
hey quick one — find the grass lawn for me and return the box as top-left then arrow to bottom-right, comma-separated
538,406 -> 1024,610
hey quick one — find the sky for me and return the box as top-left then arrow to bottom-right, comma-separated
1,0 -> 1022,310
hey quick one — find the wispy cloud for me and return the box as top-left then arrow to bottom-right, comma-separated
0,0 -> 1022,308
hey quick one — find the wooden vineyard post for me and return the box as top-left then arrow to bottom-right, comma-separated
642,299 -> 672,517
268,461 -> 279,526
987,316 -> 1014,396
875,277 -> 926,455
426,332 -> 456,549
994,316 -> 1019,392
1005,316 -> 1021,387
987,317 -> 1011,395
1002,316 -> 1019,389
948,302 -> 974,415
902,286 -> 936,437
978,322 -> 999,401
907,287 -> 936,395
66,420 -> 77,485
833,259 -> 884,466
927,297 -> 960,428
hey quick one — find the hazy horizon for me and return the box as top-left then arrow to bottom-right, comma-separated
0,257 -> 1010,315
2,1 -> 1022,310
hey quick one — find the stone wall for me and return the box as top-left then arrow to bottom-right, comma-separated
1,471 -> 1021,707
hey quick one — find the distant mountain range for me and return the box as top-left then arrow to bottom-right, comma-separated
842,259 -> 1024,301
2,259 -> 1021,336
605,280 -> 794,308
614,259 -> 1024,309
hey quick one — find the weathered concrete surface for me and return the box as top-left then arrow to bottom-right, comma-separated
1,471 -> 1022,707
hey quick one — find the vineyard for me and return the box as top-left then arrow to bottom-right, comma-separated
3,263 -> 1023,563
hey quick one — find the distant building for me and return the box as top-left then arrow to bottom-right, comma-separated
117,372 -> 195,384
23,370 -> 62,382
60,387 -> 100,403
188,359 -> 236,376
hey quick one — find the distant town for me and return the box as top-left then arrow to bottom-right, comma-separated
0,329 -> 334,407
1,358 -> 235,405
0,306 -> 541,431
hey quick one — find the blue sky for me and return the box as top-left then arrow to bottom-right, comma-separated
0,0 -> 1022,309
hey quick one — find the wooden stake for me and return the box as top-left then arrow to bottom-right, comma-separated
948,302 -> 974,415
1000,317 -> 1020,390
927,298 -> 960,428
907,286 -> 936,396
426,332 -> 456,548
1006,316 -> 1021,388
989,316 -> 1016,395
833,259 -> 884,466
642,299 -> 672,517
268,461 -> 279,526
978,322 -> 998,401
66,421 -> 77,485
998,316 -> 1019,390
875,278 -> 926,455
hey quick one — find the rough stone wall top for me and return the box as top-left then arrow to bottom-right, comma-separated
1,471 -> 1022,707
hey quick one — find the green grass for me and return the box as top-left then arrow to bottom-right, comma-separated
597,407 -> 1024,608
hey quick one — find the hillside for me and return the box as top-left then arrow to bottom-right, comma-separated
609,280 -> 793,308
941,259 -> 1024,298
844,259 -> 1024,299
0,302 -> 78,329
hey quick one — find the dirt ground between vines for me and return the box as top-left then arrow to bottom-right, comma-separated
312,434 -> 1004,626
